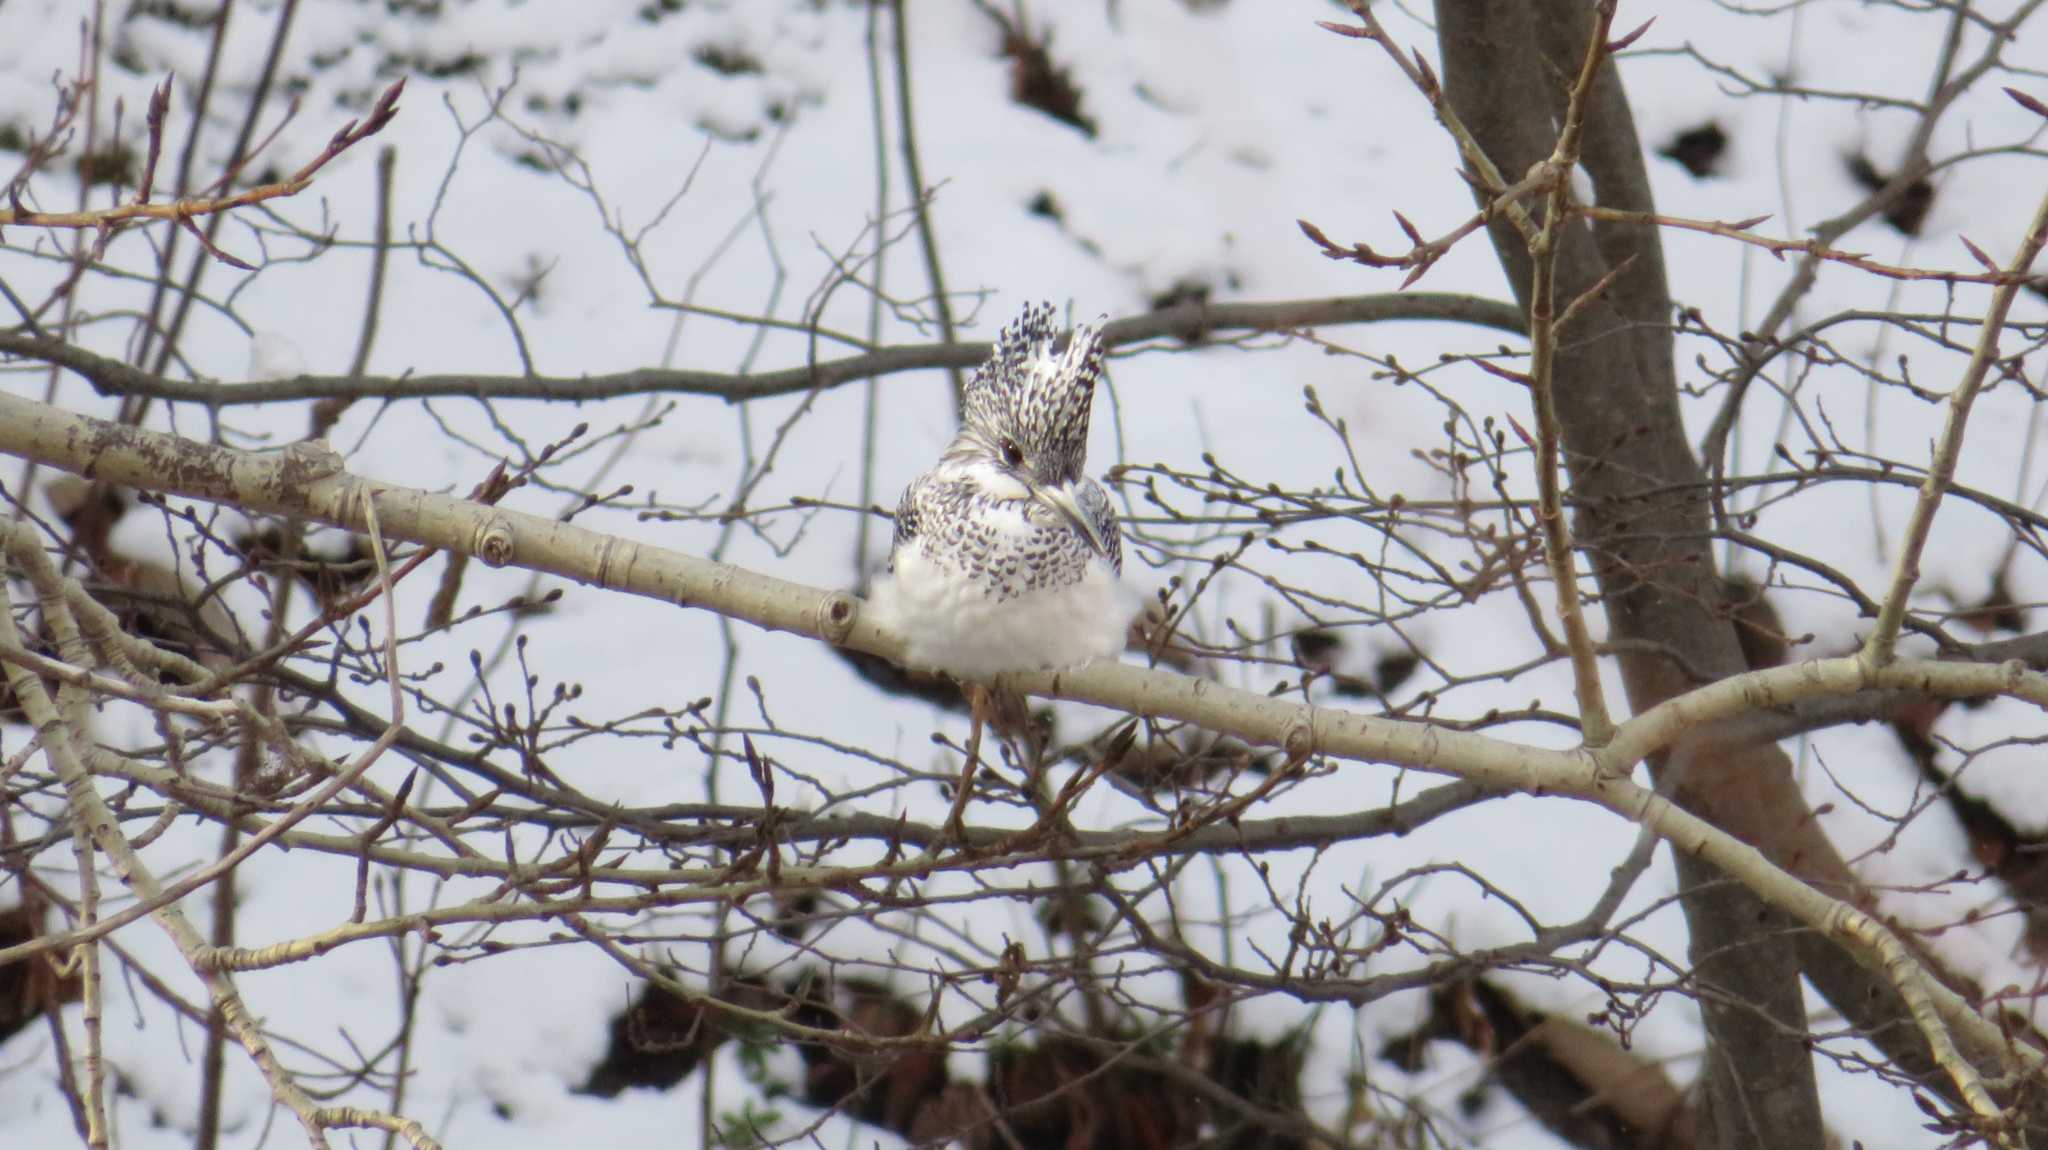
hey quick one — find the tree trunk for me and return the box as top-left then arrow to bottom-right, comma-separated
1432,2 -> 1827,1143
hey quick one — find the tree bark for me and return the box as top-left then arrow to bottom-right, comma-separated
1432,2 -> 1827,1144
3,385 -> 2039,1132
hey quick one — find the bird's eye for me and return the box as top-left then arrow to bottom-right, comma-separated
1000,439 -> 1025,469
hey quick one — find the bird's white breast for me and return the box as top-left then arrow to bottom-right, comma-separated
868,533 -> 1138,679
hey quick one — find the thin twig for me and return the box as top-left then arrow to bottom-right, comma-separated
0,292 -> 1527,408
1863,183 -> 2048,666
4,392 -> 2045,1125
0,79 -> 402,237
1515,1 -> 1625,747
1576,203 -> 2046,288
1329,1 -> 1540,243
889,0 -> 966,419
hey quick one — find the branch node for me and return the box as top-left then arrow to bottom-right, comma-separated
819,591 -> 859,645
1281,715 -> 1317,761
472,516 -> 516,568
279,438 -> 345,483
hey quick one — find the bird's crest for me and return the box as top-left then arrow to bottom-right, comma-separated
961,302 -> 1105,484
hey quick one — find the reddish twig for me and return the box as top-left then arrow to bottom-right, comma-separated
1576,203 -> 2048,288
0,78 -> 405,267
1299,165 -> 1549,288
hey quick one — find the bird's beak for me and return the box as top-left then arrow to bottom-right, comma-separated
1034,484 -> 1112,558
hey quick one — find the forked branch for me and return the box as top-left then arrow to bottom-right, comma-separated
0,387 -> 2041,1140
0,77 -> 405,270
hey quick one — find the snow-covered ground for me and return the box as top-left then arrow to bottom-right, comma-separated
3,0 -> 2046,1146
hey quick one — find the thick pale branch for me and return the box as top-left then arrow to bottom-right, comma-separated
0,389 -> 2039,1123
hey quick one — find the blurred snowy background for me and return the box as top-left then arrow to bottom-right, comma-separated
2,0 -> 2047,1147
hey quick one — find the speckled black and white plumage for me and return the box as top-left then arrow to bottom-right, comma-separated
868,303 -> 1140,678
